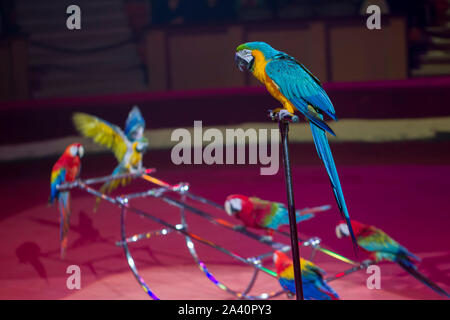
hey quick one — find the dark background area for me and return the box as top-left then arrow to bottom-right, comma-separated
1,0 -> 449,102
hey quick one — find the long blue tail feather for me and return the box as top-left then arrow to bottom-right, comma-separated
309,120 -> 358,255
271,208 -> 314,228
304,111 -> 336,136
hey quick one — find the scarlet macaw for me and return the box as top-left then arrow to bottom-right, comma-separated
49,143 -> 84,258
274,250 -> 339,300
73,106 -> 148,211
224,194 -> 329,237
235,42 -> 357,252
336,220 -> 450,298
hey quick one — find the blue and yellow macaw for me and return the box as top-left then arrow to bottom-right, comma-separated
235,41 -> 358,252
274,250 -> 339,300
336,220 -> 450,298
73,106 -> 148,211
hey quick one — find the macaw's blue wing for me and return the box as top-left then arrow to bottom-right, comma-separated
303,280 -> 340,300
49,167 -> 66,204
302,261 -> 340,300
124,106 -> 145,140
265,55 -> 358,253
265,56 -> 336,135
279,276 -> 340,300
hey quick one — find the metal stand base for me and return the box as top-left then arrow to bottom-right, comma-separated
57,169 -> 368,300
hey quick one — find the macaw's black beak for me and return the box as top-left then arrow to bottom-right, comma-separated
225,201 -> 239,216
230,206 -> 240,214
235,50 -> 254,71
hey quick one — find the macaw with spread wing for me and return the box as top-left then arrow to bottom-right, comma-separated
336,220 -> 450,298
224,194 -> 329,237
235,41 -> 357,252
49,143 -> 84,258
274,251 -> 339,300
73,106 -> 148,211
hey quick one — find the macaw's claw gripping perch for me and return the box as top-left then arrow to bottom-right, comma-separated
268,109 -> 299,123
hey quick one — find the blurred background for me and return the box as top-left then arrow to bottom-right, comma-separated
0,0 -> 449,300
1,0 -> 450,147
1,0 -> 449,100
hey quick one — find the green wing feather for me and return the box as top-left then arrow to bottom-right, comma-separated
358,227 -> 404,259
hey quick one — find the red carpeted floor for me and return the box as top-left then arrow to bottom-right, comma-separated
0,142 -> 449,300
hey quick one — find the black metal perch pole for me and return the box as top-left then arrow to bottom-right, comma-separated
270,110 -> 304,300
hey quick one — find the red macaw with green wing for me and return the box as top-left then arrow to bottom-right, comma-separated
336,220 -> 450,298
49,143 -> 84,258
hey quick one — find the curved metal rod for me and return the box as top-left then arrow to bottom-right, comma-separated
178,193 -> 285,300
242,269 -> 261,296
120,205 -> 160,300
59,172 -> 364,298
121,203 -> 292,299
123,203 -> 277,277
57,169 -> 156,191
326,260 -> 376,283
139,173 -> 356,266
116,227 -> 174,246
182,192 -> 358,266
161,196 -> 287,251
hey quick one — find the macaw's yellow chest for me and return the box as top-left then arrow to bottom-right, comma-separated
251,50 -> 295,113
251,50 -> 269,84
280,266 -> 295,280
129,150 -> 142,167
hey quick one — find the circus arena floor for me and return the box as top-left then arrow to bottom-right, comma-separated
0,141 -> 449,300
